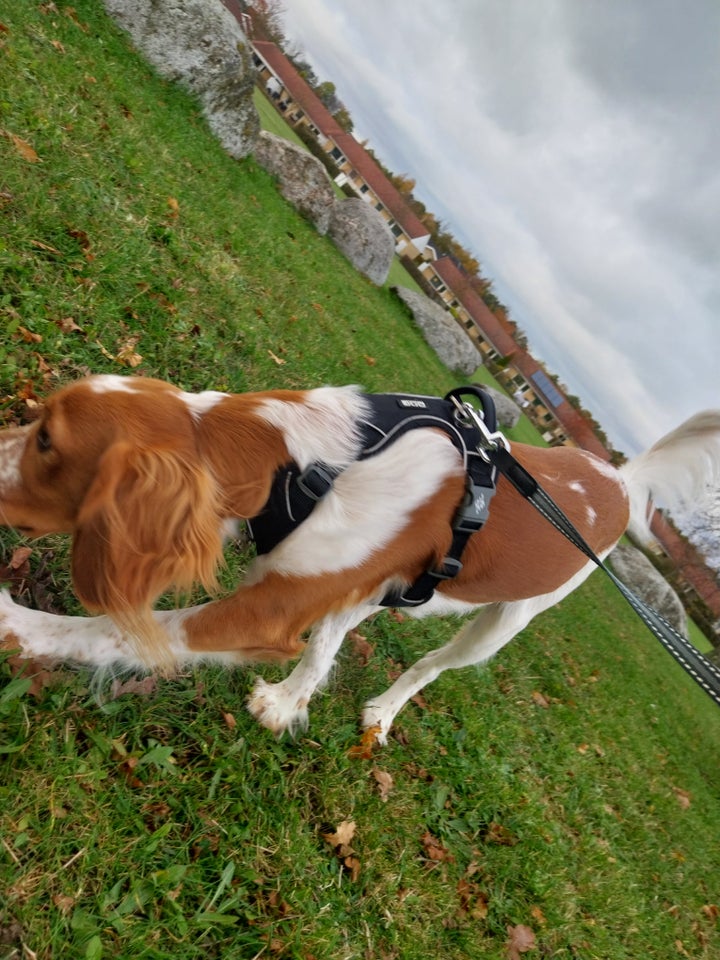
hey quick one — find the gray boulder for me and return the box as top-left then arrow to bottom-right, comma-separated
480,385 -> 522,429
103,0 -> 259,158
392,286 -> 481,377
254,131 -> 336,235
328,198 -> 395,285
609,542 -> 688,638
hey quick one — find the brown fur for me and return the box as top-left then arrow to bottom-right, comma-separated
0,376 -> 628,668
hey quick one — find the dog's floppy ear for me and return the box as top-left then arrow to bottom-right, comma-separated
71,441 -> 224,669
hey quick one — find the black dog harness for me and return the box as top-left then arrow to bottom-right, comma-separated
247,386 -> 504,607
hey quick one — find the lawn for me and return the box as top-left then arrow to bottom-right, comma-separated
1,4 -> 719,959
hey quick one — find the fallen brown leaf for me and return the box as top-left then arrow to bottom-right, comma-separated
323,820 -> 356,851
9,547 -> 32,570
348,628 -> 374,664
347,725 -> 382,760
18,326 -> 43,344
109,676 -> 157,700
55,317 -> 83,334
530,905 -> 547,926
457,877 -> 489,920
506,923 -> 536,959
343,854 -> 361,882
531,690 -> 550,709
8,133 -> 41,163
323,820 -> 362,881
371,766 -> 394,802
116,336 -> 143,367
7,654 -> 60,698
672,786 -> 691,810
52,894 -> 75,915
420,830 -> 453,863
486,822 -> 517,846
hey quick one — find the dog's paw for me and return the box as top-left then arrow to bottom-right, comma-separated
360,703 -> 392,746
246,677 -> 310,737
0,589 -> 27,654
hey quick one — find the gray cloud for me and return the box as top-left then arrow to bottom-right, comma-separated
281,0 -> 719,455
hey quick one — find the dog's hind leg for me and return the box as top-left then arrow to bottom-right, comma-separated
362,560 -> 597,743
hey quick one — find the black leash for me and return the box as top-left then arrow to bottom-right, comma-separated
484,435 -> 720,709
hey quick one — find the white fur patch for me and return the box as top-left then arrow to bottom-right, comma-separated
249,429 -> 463,579
88,374 -> 138,394
0,433 -> 25,494
179,390 -> 228,419
257,385 -> 370,470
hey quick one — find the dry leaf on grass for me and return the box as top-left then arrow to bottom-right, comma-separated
348,629 -> 374,664
323,820 -> 362,881
347,725 -> 382,760
420,831 -> 453,863
7,133 -> 41,163
486,822 -> 518,846
7,654 -> 60,698
506,923 -> 536,959
371,767 -> 394,802
116,336 -> 143,367
9,547 -> 32,570
323,820 -> 356,851
531,690 -> 550,708
109,676 -> 157,700
457,876 -> 489,920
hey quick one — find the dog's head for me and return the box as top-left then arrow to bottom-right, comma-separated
0,375 -> 228,668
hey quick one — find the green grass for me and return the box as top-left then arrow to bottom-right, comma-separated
1,4 -> 720,959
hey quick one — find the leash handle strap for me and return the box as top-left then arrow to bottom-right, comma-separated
491,446 -> 720,709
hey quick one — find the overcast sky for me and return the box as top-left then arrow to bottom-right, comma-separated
279,0 -> 719,457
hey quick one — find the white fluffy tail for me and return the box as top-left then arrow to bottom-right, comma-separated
619,410 -> 720,544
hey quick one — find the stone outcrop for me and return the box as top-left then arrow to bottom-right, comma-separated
253,131 -> 336,235
480,385 -> 522,429
328,199 -> 396,286
609,542 -> 688,637
392,286 -> 481,376
103,0 -> 259,158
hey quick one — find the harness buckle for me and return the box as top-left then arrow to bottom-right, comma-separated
430,557 -> 464,580
450,396 -> 511,463
296,463 -> 335,501
454,479 -> 494,533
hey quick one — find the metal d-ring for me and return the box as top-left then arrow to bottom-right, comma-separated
450,396 -> 511,462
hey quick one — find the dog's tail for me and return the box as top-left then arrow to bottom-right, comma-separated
619,410 -> 720,544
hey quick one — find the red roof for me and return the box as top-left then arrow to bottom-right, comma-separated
252,41 -> 430,244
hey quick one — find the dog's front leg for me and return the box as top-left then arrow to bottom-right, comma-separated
0,589 -> 142,668
0,591 -> 241,671
246,603 -> 378,736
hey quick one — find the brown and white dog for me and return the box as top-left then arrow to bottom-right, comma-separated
1,374 -> 719,741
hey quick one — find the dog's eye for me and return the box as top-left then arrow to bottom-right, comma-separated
36,426 -> 52,453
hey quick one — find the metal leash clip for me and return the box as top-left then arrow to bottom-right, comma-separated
449,396 -> 511,462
